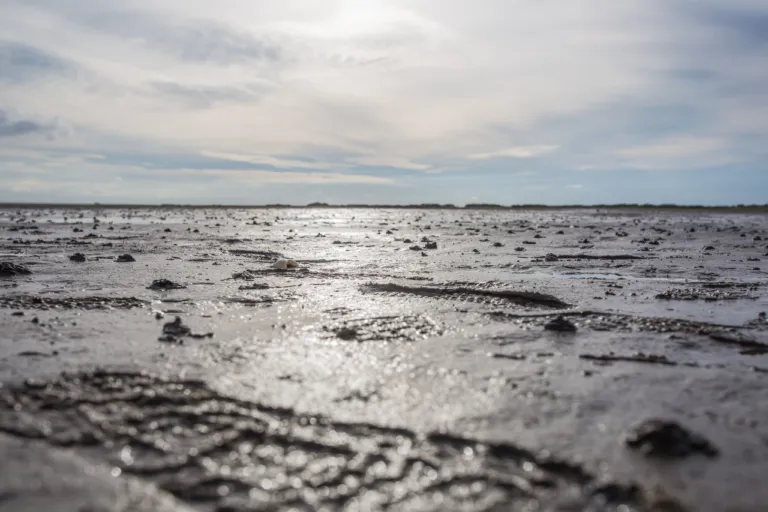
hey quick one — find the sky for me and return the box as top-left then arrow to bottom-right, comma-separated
1,0 -> 767,205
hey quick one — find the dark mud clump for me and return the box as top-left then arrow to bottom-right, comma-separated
0,262 -> 32,276
625,419 -> 719,459
232,270 -> 260,280
580,352 -> 677,366
69,253 -> 87,262
0,370 -> 646,511
116,254 -> 136,262
323,314 -> 442,342
544,317 -> 577,332
159,316 -> 213,342
162,316 -> 191,336
237,283 -> 270,291
228,249 -> 283,261
364,283 -> 570,309
0,295 -> 147,310
148,279 -> 187,290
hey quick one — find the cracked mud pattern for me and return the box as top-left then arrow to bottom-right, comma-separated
0,371 -> 643,512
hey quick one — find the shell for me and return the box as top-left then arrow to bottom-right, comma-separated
273,259 -> 298,270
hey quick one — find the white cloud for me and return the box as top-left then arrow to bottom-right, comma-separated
173,169 -> 395,185
0,153 -> 399,203
201,151 -> 342,170
349,156 -> 431,170
615,136 -> 726,159
468,145 -> 559,160
202,151 -> 431,172
0,0 -> 682,162
604,135 -> 743,171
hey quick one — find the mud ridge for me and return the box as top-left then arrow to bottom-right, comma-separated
552,254 -> 647,261
363,283 -> 570,309
486,310 -> 747,334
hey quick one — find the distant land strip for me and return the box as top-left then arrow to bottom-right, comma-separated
1,202 -> 767,212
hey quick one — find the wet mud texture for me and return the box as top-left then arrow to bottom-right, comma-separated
0,370 -> 644,511
1,207 -> 768,511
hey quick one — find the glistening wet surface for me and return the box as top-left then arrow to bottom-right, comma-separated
0,206 -> 767,511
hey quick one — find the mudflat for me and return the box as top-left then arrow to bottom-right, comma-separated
0,206 -> 766,511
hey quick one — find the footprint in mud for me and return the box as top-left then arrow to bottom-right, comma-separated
0,370 -> 646,512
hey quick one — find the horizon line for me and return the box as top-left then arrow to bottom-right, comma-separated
1,202 -> 768,211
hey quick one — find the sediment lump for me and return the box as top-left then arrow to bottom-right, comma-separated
159,316 -> 213,342
544,317 -> 578,332
148,279 -> 187,290
0,262 -> 32,276
625,419 -> 719,458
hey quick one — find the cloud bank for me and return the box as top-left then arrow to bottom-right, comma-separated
0,0 -> 766,204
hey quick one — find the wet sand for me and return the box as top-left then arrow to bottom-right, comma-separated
0,206 -> 766,511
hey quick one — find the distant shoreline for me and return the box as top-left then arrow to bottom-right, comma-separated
1,202 -> 767,212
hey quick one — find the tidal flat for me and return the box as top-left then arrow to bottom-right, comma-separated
0,206 -> 766,511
